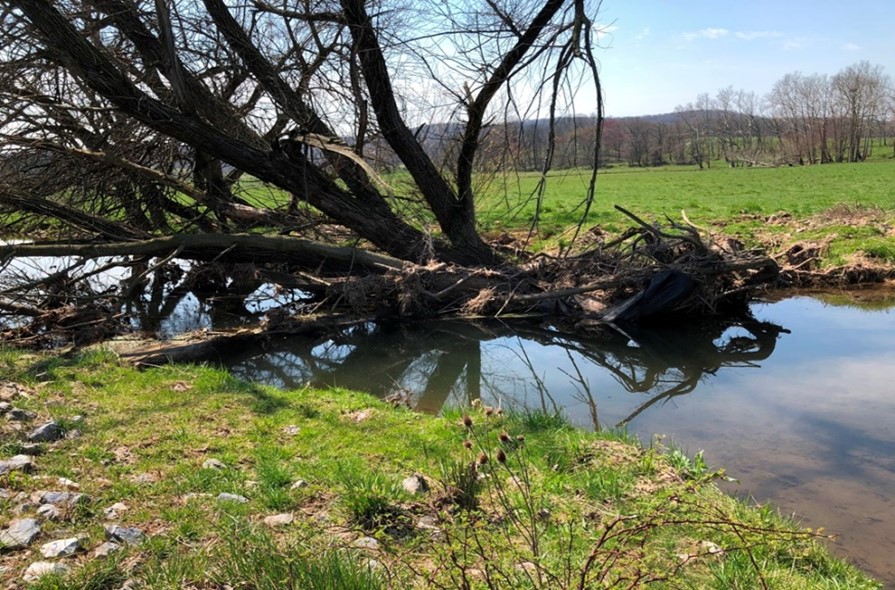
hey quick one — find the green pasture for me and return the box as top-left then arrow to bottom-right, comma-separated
476,160 -> 895,233
473,160 -> 895,265
232,159 -> 895,265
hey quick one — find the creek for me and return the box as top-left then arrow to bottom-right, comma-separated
216,292 -> 895,585
1,252 -> 892,583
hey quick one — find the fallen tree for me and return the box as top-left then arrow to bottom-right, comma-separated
0,1 -> 782,347
0,205 -> 781,347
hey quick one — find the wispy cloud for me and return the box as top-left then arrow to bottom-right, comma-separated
735,31 -> 783,41
683,28 -> 729,41
783,38 -> 806,50
683,28 -> 787,43
841,42 -> 862,52
635,27 -> 651,41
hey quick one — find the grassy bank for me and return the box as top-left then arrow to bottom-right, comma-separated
0,349 -> 880,589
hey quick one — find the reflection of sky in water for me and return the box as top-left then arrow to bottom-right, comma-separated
223,296 -> 895,583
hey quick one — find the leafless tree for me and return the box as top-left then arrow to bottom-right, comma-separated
832,61 -> 890,162
1,0 -> 603,267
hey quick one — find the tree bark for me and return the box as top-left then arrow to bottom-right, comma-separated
340,0 -> 500,265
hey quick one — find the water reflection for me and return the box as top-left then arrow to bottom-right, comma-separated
222,295 -> 895,584
224,316 -> 788,429
0,254 -> 306,339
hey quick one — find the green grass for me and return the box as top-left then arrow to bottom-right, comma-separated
0,349 -> 880,588
476,160 -> 895,230
229,159 -> 895,266
471,160 -> 895,265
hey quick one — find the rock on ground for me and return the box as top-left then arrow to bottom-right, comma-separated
0,518 -> 41,549
23,561 -> 70,582
103,502 -> 129,520
35,490 -> 89,507
0,454 -> 33,475
202,458 -> 227,470
18,443 -> 43,456
263,513 -> 294,527
104,524 -> 144,546
36,504 -> 62,521
39,537 -> 83,558
6,407 -> 35,421
402,473 -> 430,495
93,541 -> 121,558
27,421 -> 64,443
216,492 -> 248,503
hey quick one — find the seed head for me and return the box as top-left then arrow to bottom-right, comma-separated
496,448 -> 507,464
516,435 -> 526,443
477,452 -> 489,465
462,415 -> 473,429
499,431 -> 511,443
463,439 -> 473,449
484,406 -> 494,417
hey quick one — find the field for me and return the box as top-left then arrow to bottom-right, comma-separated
235,159 -> 895,268
473,160 -> 895,266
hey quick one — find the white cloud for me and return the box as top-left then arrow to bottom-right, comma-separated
783,38 -> 806,50
735,31 -> 784,41
683,28 -> 729,41
841,42 -> 862,52
635,27 -> 651,40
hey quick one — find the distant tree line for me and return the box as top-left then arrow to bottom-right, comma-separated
399,60 -> 892,172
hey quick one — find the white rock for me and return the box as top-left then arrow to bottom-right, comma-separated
103,502 -> 129,519
23,561 -> 70,582
40,537 -> 83,558
402,473 -> 429,495
93,541 -> 121,558
36,490 -> 88,507
216,492 -> 248,503
290,479 -> 309,490
36,504 -> 62,521
0,454 -> 33,475
57,477 -> 80,489
202,458 -> 227,470
282,425 -> 300,436
263,513 -> 294,527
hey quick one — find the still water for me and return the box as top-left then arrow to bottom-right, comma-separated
220,294 -> 895,584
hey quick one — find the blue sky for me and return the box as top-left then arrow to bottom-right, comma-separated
589,0 -> 895,116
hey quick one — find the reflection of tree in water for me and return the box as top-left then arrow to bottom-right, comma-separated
222,317 -> 788,429
516,320 -> 789,428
